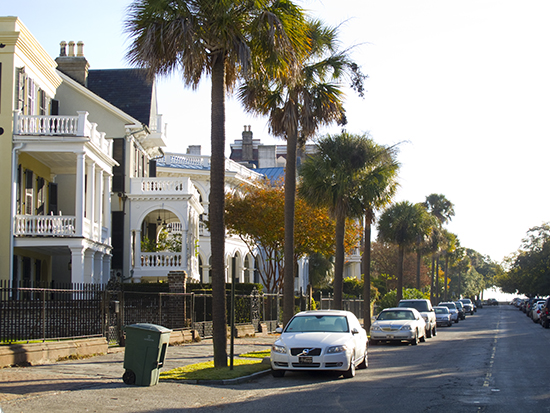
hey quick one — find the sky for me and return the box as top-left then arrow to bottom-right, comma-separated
5,0 -> 550,264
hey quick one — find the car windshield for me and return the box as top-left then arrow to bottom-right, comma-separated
460,299 -> 472,304
377,310 -> 415,321
440,303 -> 456,310
398,301 -> 428,311
434,307 -> 449,314
285,315 -> 349,333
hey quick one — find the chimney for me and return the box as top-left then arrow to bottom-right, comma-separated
55,40 -> 90,87
242,125 -> 253,161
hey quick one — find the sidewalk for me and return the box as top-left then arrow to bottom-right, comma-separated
0,333 -> 276,406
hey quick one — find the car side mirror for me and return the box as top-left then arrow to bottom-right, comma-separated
275,327 -> 283,334
351,328 -> 359,335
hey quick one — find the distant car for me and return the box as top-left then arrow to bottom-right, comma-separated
438,302 -> 459,323
270,310 -> 368,378
540,297 -> 550,328
459,298 -> 475,315
454,301 -> 466,320
531,301 -> 546,323
434,306 -> 452,327
397,299 -> 437,338
486,298 -> 499,306
370,307 -> 427,346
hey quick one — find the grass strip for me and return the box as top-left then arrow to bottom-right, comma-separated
160,358 -> 270,381
238,349 -> 271,359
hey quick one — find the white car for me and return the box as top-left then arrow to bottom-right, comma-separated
270,310 -> 368,378
369,307 -> 427,345
438,302 -> 459,323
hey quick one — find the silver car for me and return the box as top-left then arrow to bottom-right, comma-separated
370,307 -> 427,345
270,310 -> 368,378
438,302 -> 459,323
434,306 -> 452,327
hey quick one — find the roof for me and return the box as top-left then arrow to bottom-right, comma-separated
87,69 -> 153,126
255,167 -> 285,183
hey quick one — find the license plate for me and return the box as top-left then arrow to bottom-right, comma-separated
299,356 -> 313,364
386,335 -> 394,339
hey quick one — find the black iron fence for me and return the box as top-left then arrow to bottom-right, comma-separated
0,281 -> 367,345
0,280 -> 282,345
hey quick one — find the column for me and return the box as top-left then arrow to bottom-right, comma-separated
70,246 -> 85,284
103,253 -> 112,283
86,161 -> 95,238
95,169 -> 103,242
84,249 -> 95,283
75,153 -> 86,237
94,253 -> 103,284
103,173 -> 111,243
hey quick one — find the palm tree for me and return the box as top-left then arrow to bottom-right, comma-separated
354,142 -> 400,331
239,20 -> 366,325
124,0 -> 307,367
441,230 -> 458,301
299,132 -> 373,310
422,194 -> 455,303
377,201 -> 433,302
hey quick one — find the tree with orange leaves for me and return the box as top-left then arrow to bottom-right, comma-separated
225,183 -> 361,294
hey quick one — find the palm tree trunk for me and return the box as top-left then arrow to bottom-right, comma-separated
333,209 -> 346,310
444,255 -> 449,301
430,254 -> 435,305
397,244 -> 404,302
416,249 -> 422,290
362,211 -> 373,331
435,255 -> 440,303
283,130 -> 297,327
210,54 -> 227,368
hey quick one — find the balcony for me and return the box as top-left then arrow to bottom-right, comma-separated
14,215 -> 75,237
13,111 -> 113,155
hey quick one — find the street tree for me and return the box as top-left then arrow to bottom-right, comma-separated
239,19 -> 366,325
377,201 -> 433,302
225,183 -> 361,293
124,0 -> 307,367
299,132 -> 374,310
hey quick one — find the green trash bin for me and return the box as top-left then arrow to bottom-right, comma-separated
122,323 -> 172,386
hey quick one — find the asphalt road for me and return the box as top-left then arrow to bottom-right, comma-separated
2,305 -> 549,412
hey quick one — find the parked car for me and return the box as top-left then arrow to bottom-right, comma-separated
486,298 -> 498,306
270,310 -> 368,378
397,299 -> 437,338
434,306 -> 452,327
541,297 -> 550,329
531,301 -> 546,323
459,298 -> 475,315
370,307 -> 427,346
438,302 -> 459,323
454,301 -> 466,320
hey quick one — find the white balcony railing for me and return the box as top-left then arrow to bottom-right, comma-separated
13,111 -> 112,154
140,252 -> 183,268
14,215 -> 76,237
130,177 -> 200,199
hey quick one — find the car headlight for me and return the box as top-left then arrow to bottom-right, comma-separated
399,325 -> 412,331
326,345 -> 347,354
371,325 -> 381,331
271,344 -> 287,354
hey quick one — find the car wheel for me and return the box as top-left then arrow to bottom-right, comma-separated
410,330 -> 419,345
419,331 -> 426,343
455,318 -> 459,324
432,325 -> 437,337
448,321 -> 452,327
543,319 -> 550,329
426,326 -> 432,338
357,347 -> 368,369
343,355 -> 356,378
271,369 -> 285,378
533,317 -> 538,323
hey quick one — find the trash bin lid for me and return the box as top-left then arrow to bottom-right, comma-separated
124,323 -> 172,334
